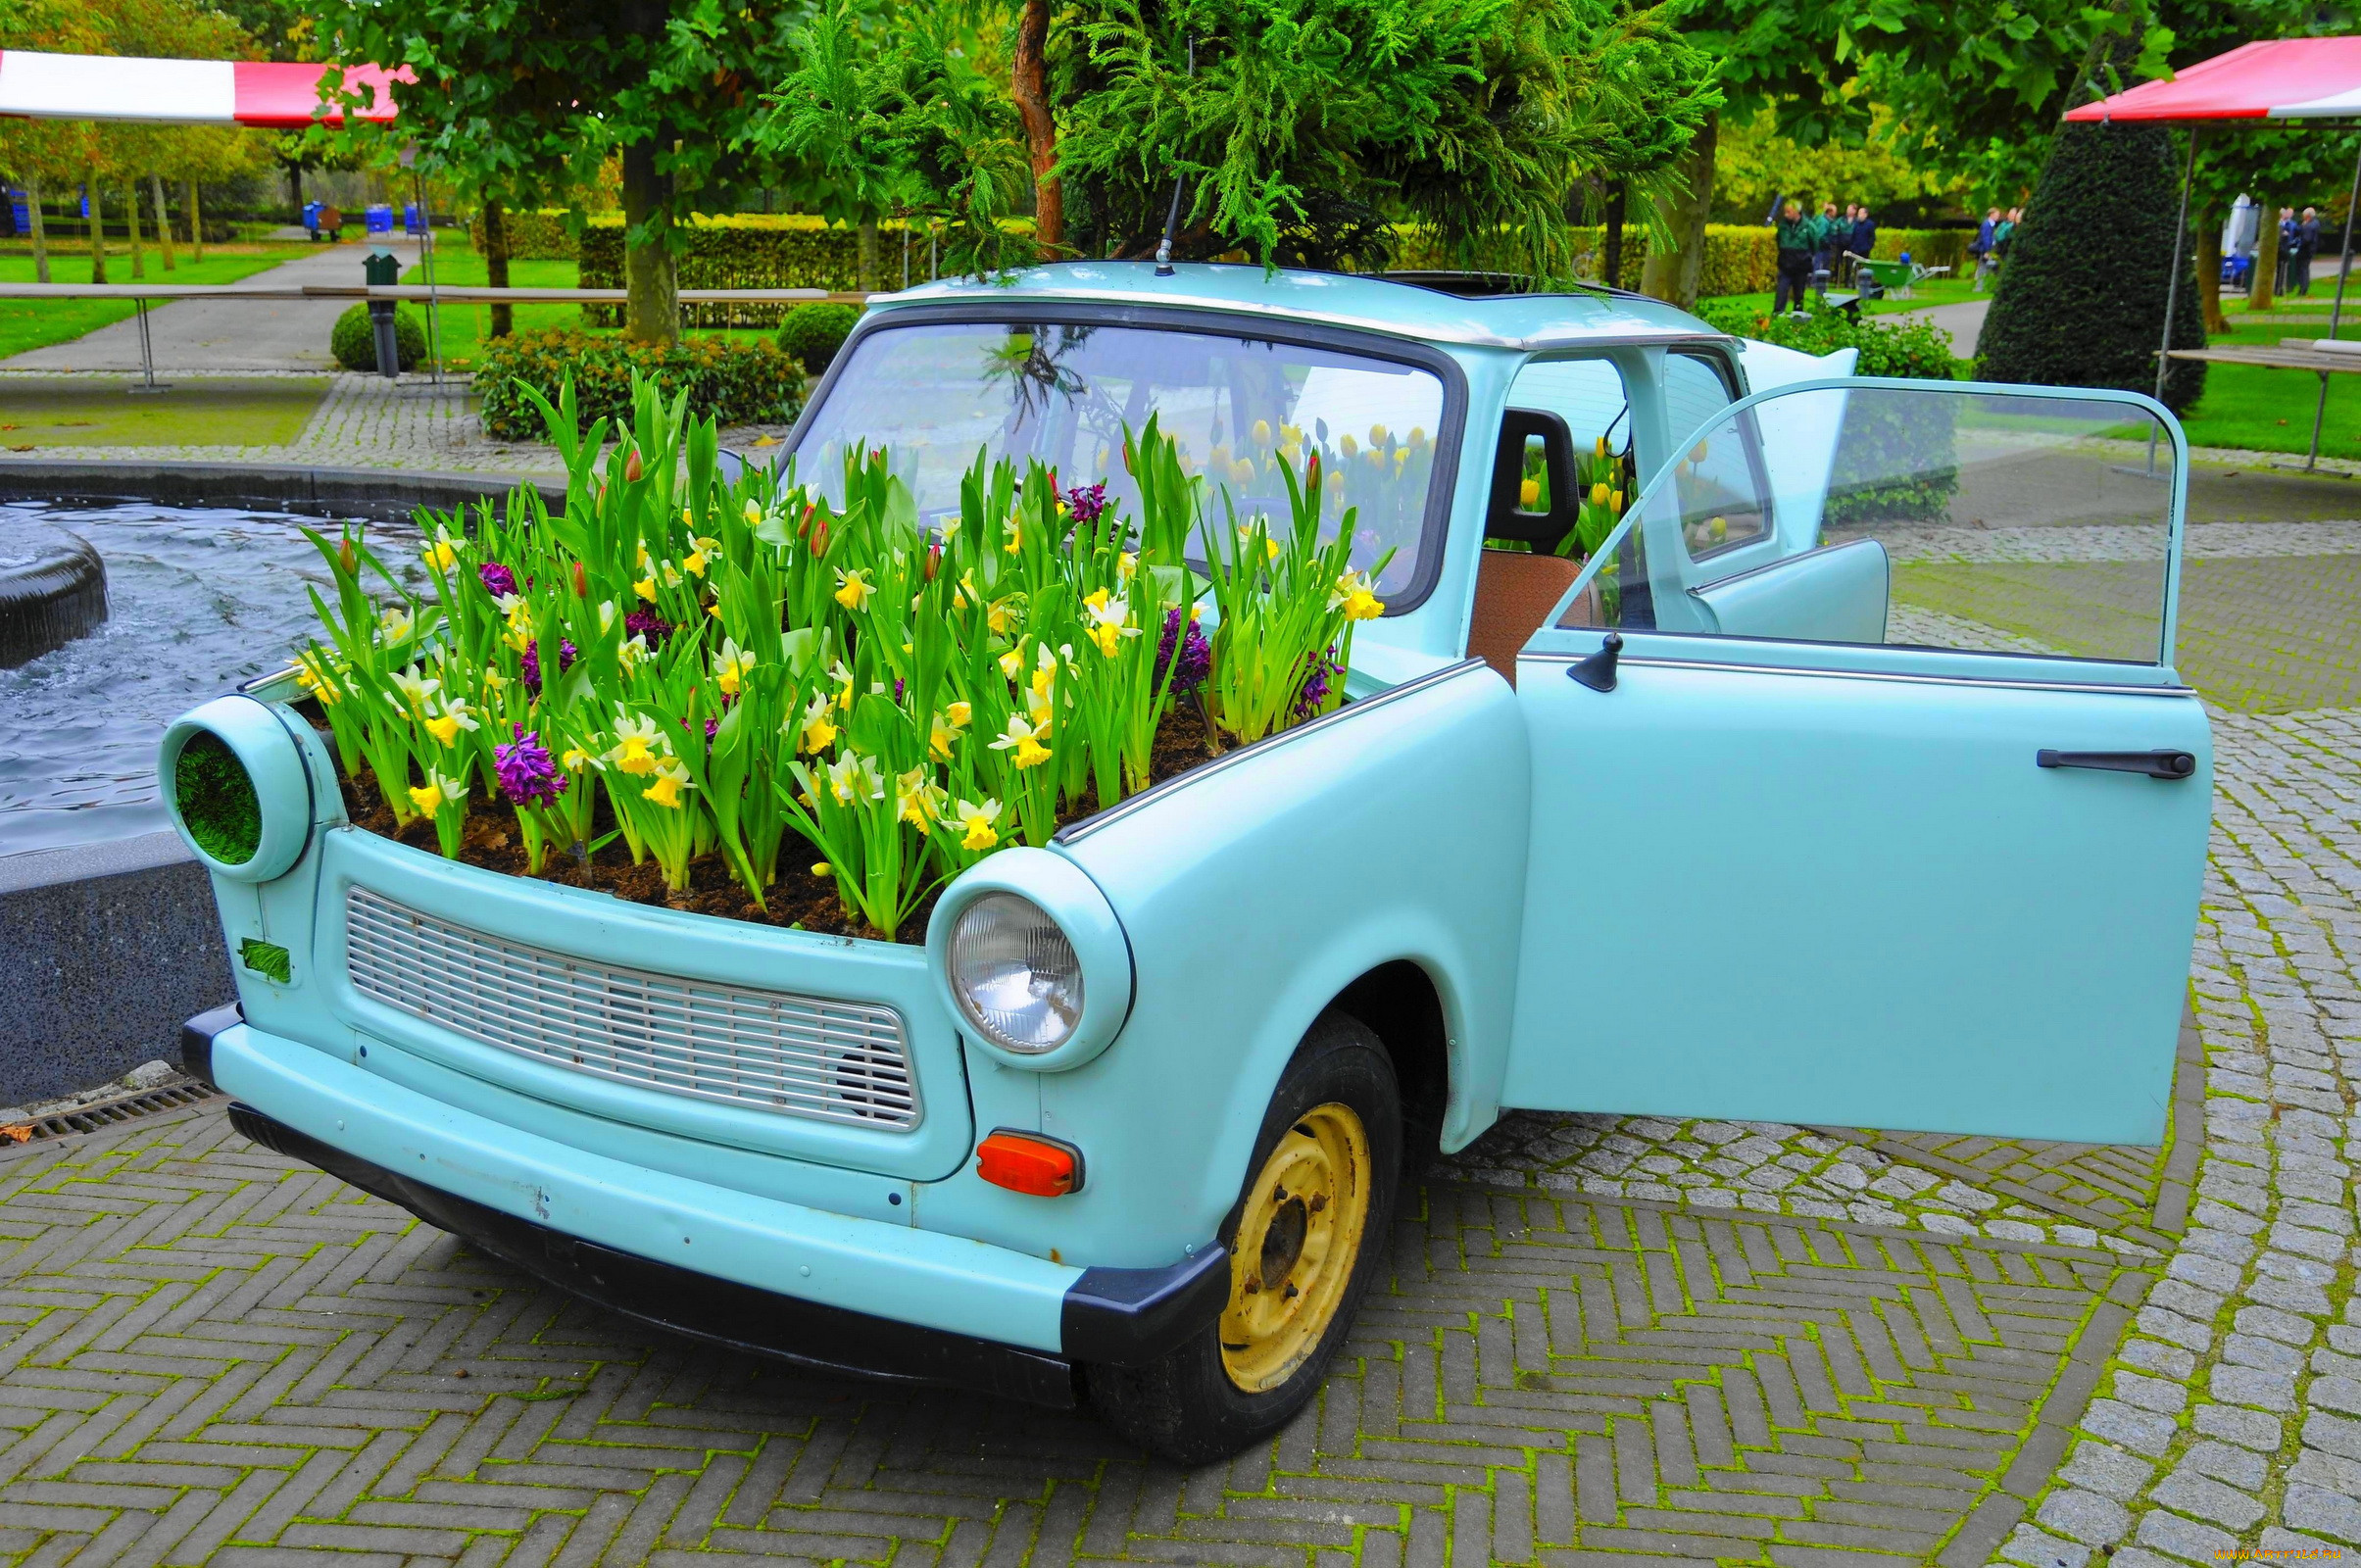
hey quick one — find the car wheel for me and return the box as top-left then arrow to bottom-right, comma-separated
1088,1009 -> 1401,1463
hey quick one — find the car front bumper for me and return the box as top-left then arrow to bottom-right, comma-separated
184,1007 -> 1228,1408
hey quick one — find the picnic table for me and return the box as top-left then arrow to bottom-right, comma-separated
2163,336 -> 2361,469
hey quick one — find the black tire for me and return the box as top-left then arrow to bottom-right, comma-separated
1088,1009 -> 1401,1463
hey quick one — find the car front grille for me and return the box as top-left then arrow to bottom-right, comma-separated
342,888 -> 920,1130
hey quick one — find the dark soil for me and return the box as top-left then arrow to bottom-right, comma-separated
316,697 -> 1226,945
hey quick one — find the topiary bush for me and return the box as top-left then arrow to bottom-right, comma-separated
1695,301 -> 1961,379
778,303 -> 861,374
330,303 -> 426,372
1978,121 -> 2206,413
476,329 -> 802,441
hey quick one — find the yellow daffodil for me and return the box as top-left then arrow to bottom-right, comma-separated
683,538 -> 717,578
897,766 -> 948,829
998,645 -> 1025,680
617,633 -> 650,670
1119,551 -> 1138,581
713,638 -> 756,697
597,600 -> 618,632
607,712 -> 667,776
408,781 -> 442,817
954,797 -> 1002,852
561,745 -> 603,774
481,668 -> 510,693
742,498 -> 762,525
1030,641 -> 1060,700
495,592 -> 530,626
410,768 -> 467,816
929,707 -> 968,761
421,526 -> 459,573
423,697 -> 479,748
822,750 -> 884,806
389,665 -> 439,713
828,659 -> 855,711
377,606 -> 415,645
1279,422 -> 1302,446
1330,569 -> 1385,621
636,542 -> 652,568
1023,682 -> 1055,732
991,712 -> 1053,770
1083,593 -> 1137,658
833,566 -> 874,612
987,598 -> 1017,636
645,759 -> 693,809
796,693 -> 839,754
633,575 -> 659,603
295,654 -> 340,704
1002,521 -> 1022,555
947,699 -> 971,727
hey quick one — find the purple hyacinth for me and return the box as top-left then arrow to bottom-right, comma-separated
478,562 -> 518,599
1064,482 -> 1108,525
1155,608 -> 1211,695
624,609 -> 673,648
1294,647 -> 1342,720
494,725 -> 566,805
519,638 -> 577,696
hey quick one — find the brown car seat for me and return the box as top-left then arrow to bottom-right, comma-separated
1468,550 -> 1581,686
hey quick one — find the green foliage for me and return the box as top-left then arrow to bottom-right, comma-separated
330,303 -> 426,372
174,731 -> 259,864
468,209 -> 579,260
576,217 -> 956,325
477,330 -> 803,442
1979,121 -> 2205,414
1712,105 -> 1964,221
1052,0 -> 1721,275
755,3 -> 1035,280
1695,299 -> 1961,379
779,304 -> 861,374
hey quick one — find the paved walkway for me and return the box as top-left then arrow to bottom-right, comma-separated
1885,297 -> 1991,357
0,243 -> 420,375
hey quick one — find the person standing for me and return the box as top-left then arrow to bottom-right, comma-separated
1972,207 -> 2000,291
1814,200 -> 1843,291
2280,207 -> 2299,293
1850,206 -> 1877,282
2294,206 -> 2323,296
1769,195 -> 1815,314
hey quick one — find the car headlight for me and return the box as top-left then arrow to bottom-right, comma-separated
161,695 -> 317,883
948,892 -> 1084,1054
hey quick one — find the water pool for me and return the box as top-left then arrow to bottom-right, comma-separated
0,502 -> 419,858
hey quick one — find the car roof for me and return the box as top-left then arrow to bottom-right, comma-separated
863,261 -> 1730,354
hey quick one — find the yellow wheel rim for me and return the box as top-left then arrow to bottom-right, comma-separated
1219,1102 -> 1372,1394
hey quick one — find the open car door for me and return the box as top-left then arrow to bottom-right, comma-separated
1502,379 -> 2208,1145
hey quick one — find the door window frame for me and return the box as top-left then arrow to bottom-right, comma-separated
1527,375 -> 2194,690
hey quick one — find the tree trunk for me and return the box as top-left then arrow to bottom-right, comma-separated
619,137 -> 678,345
287,160 -> 303,224
2250,200 -> 2280,312
87,172 -> 106,284
857,218 -> 880,291
1640,112 -> 1717,309
185,178 -> 203,262
1010,0 -> 1061,258
126,178 -> 145,279
1601,180 -> 1627,289
151,174 -> 174,270
2196,204 -> 2227,334
481,200 -> 513,338
27,177 -> 48,283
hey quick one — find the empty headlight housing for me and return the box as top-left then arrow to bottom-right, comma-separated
950,892 -> 1085,1054
930,849 -> 1133,1072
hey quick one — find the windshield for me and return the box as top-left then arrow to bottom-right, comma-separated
791,319 -> 1451,600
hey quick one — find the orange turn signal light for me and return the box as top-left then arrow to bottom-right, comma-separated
975,1130 -> 1084,1197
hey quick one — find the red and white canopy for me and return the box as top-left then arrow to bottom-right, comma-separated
0,49 -> 402,128
2066,36 -> 2361,122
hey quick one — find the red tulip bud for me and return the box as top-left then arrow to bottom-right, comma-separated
571,561 -> 588,597
811,517 -> 829,557
798,502 -> 815,539
925,542 -> 942,580
337,534 -> 357,575
1306,450 -> 1321,494
623,449 -> 643,483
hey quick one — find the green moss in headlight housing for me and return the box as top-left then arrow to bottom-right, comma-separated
175,731 -> 261,865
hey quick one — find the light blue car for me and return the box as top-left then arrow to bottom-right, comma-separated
165,264 -> 2209,1461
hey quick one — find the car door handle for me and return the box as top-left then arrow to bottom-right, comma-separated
2036,749 -> 2197,780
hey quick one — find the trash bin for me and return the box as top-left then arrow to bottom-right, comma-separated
365,203 -> 393,236
402,203 -> 423,237
363,249 -> 403,379
302,200 -> 321,239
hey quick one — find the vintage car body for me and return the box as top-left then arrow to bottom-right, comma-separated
170,264 -> 2211,1437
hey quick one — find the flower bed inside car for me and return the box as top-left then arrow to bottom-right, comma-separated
293,376 -> 1390,941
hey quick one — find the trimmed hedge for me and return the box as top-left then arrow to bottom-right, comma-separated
476,329 -> 804,442
1979,121 -> 2205,414
779,303 -> 861,374
330,303 -> 426,371
468,209 -> 580,260
1696,300 -> 1960,380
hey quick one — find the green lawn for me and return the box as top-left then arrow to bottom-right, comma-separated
0,246 -> 309,361
1703,271 -> 1985,323
400,236 -> 783,369
2175,318 -> 2361,463
0,375 -> 327,447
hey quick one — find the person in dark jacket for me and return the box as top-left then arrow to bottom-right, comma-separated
1971,207 -> 1999,291
1849,208 -> 1877,280
1813,201 -> 1843,289
2294,206 -> 2323,295
1768,196 -> 1815,314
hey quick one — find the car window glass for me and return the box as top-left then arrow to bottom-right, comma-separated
1663,352 -> 1738,452
1498,356 -> 1635,562
1556,385 -> 2178,665
797,321 -> 1450,600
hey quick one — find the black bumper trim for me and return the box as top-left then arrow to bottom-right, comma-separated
179,1003 -> 241,1091
225,1103 -> 1082,1408
1063,1246 -> 1232,1365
